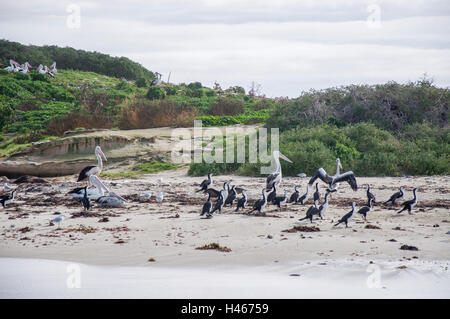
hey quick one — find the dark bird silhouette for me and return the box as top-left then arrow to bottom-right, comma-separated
366,184 -> 376,205
299,200 -> 320,223
0,190 -> 16,208
313,183 -> 320,203
289,186 -> 300,203
267,184 -> 277,204
81,186 -> 91,211
357,198 -> 373,221
334,202 -> 356,228
251,188 -> 267,214
197,173 -> 212,192
235,190 -> 247,212
224,185 -> 237,206
200,193 -> 212,217
297,184 -> 310,205
273,190 -> 287,211
397,189 -> 418,215
384,187 -> 404,205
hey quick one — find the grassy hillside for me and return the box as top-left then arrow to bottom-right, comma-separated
0,40 -> 155,81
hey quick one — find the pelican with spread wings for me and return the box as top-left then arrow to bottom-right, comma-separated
308,158 -> 358,192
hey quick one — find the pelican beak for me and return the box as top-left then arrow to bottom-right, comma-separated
93,175 -> 110,193
339,162 -> 343,169
279,152 -> 293,163
100,149 -> 107,161
115,193 -> 127,202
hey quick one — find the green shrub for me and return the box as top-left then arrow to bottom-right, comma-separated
135,77 -> 149,88
29,71 -> 50,82
187,82 -> 202,90
146,86 -> 166,100
164,85 -> 177,95
14,72 -> 30,81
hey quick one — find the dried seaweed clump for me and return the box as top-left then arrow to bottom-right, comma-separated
282,225 -> 320,233
195,243 -> 232,252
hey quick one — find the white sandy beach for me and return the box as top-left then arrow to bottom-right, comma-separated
0,170 -> 449,298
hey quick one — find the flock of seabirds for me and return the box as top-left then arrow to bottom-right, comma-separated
0,147 -> 418,229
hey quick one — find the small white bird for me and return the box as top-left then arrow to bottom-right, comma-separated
50,213 -> 65,228
157,178 -> 163,183
3,183 -> 12,191
156,192 -> 164,202
140,192 -> 152,199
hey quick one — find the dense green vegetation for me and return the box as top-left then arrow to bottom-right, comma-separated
188,121 -> 449,177
189,79 -> 449,177
0,40 -> 154,81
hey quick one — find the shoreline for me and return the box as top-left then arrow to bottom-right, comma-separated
1,257 -> 448,298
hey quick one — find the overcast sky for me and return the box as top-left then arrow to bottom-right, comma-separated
1,0 -> 449,97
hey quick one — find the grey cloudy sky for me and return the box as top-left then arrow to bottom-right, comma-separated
1,0 -> 449,97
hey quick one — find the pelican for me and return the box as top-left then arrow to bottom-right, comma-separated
150,72 -> 162,86
309,158 -> 357,192
266,150 -> 293,191
77,146 -> 107,183
49,62 -> 57,77
37,64 -> 48,74
20,62 -> 32,73
334,202 -> 356,228
397,189 -> 418,215
97,192 -> 127,207
68,175 -> 110,200
4,59 -> 21,72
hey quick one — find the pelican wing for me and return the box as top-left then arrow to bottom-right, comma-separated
332,171 -> 358,191
266,172 -> 280,190
308,168 -> 333,185
77,165 -> 96,182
